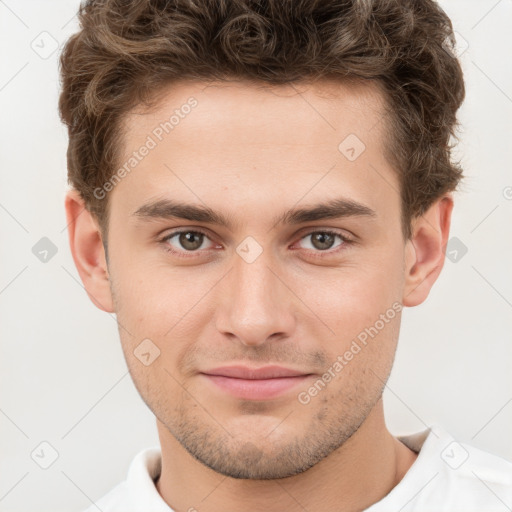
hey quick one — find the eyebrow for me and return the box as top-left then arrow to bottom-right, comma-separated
132,197 -> 377,230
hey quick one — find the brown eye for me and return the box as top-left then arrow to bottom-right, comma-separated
177,231 -> 204,251
298,230 -> 346,252
162,230 -> 213,253
311,232 -> 336,250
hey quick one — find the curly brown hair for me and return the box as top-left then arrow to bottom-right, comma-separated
59,0 -> 465,241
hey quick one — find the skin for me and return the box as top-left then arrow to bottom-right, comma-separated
65,79 -> 453,512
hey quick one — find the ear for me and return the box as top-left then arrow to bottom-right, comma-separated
402,195 -> 454,307
64,189 -> 114,313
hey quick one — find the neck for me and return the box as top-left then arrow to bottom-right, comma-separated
155,399 -> 417,512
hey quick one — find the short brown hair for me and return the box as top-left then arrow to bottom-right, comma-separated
59,0 -> 465,241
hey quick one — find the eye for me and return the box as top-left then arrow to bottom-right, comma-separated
160,229 -> 217,257
159,228 -> 354,259
295,230 -> 352,254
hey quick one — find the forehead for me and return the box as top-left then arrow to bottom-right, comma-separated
123,78 -> 387,145
111,78 -> 398,229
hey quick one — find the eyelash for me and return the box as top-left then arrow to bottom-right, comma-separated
159,228 -> 354,259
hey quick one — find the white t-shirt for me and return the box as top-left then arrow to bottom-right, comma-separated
83,424 -> 512,511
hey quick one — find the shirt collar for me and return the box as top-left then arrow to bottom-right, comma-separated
126,445 -> 173,511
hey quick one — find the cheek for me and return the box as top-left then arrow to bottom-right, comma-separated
298,261 -> 401,331
294,262 -> 403,375
112,272 -> 210,372
111,255 -> 181,326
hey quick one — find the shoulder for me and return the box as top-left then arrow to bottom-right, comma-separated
444,436 -> 512,497
81,481 -> 130,512
368,425 -> 512,511
80,446 -> 168,512
416,425 -> 512,508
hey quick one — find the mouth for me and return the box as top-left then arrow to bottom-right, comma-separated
199,365 -> 315,400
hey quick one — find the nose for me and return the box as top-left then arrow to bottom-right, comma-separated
214,246 -> 296,347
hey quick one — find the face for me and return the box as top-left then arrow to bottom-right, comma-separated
105,79 -> 408,479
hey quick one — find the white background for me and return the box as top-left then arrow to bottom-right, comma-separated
0,1 -> 511,511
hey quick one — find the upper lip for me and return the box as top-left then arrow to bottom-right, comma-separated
201,365 -> 311,379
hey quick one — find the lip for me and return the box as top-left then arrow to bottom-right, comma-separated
203,365 -> 309,379
200,365 -> 314,400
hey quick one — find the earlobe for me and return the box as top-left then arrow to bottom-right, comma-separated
402,196 -> 454,307
64,189 -> 114,313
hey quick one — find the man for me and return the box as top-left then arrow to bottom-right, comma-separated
60,0 -> 512,510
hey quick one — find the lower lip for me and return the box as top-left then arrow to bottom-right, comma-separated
202,374 -> 313,400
